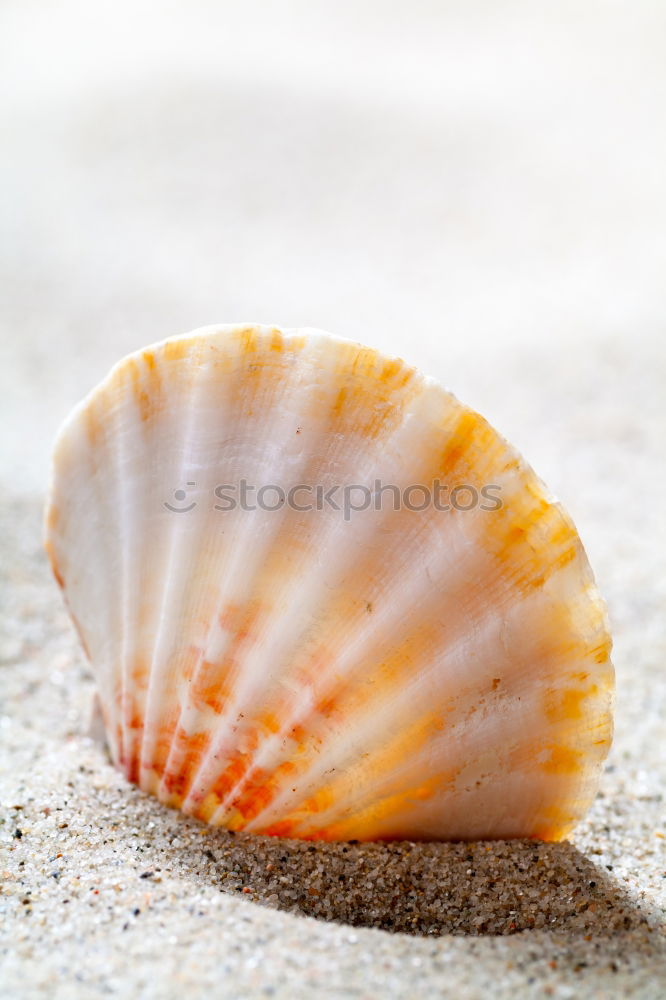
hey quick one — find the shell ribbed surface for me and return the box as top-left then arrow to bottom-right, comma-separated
44,325 -> 613,841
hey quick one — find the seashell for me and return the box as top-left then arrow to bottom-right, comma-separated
44,324 -> 613,841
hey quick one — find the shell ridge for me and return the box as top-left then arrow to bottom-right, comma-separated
179,357 -> 438,811
156,331 -> 336,801
136,338 -> 214,787
139,331 -> 265,789
45,420 -> 124,764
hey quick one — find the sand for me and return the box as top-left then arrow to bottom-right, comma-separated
1,336 -> 665,998
1,1 -> 665,996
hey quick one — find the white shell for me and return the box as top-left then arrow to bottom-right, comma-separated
45,324 -> 613,841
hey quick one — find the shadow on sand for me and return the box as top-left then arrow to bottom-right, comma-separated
165,822 -> 655,938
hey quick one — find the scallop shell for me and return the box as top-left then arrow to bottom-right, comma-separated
45,325 -> 613,841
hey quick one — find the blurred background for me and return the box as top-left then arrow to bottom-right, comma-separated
0,0 -> 664,508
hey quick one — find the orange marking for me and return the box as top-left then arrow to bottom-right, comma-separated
142,350 -> 157,371
163,338 -> 192,362
531,825 -> 563,842
269,329 -> 284,352
541,745 -> 582,775
211,753 -> 250,802
125,359 -> 153,423
592,637 -> 612,663
131,659 -> 150,690
299,785 -> 336,816
262,819 -> 297,838
124,698 -> 144,732
193,793 -> 223,824
544,685 -> 597,725
45,541 -> 65,589
162,728 -> 212,798
190,662 -> 233,714
301,771 -> 456,842
554,544 -> 577,571
328,345 -> 418,439
235,327 -> 260,354
124,749 -> 141,785
148,709 -> 179,776
190,601 -> 266,713
437,410 -> 482,472
531,803 -> 575,842
218,603 -> 242,630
